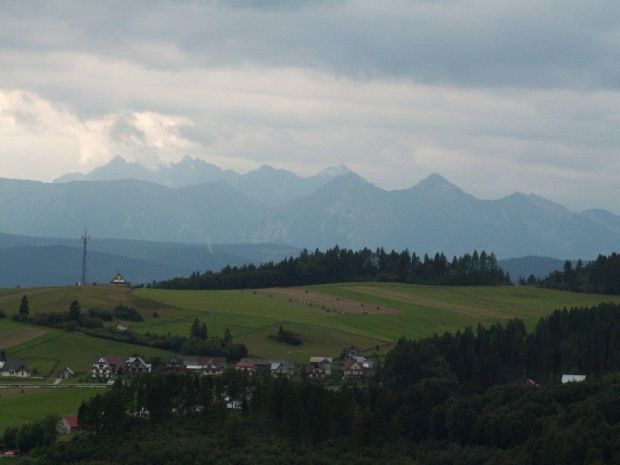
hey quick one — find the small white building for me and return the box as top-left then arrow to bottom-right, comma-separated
562,374 -> 586,383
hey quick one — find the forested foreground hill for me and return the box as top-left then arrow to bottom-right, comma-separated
22,302 -> 620,465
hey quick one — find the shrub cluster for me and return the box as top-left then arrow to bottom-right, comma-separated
112,304 -> 144,322
87,307 -> 114,321
269,325 -> 302,345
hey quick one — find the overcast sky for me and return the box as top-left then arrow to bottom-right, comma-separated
1,0 -> 619,213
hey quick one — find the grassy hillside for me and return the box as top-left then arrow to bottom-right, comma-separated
134,283 -> 620,359
0,388 -> 101,431
3,284 -> 619,365
1,282 -> 619,431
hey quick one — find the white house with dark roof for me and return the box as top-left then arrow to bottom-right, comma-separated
91,357 -> 126,379
110,273 -> 129,287
0,358 -> 31,377
126,357 -> 152,376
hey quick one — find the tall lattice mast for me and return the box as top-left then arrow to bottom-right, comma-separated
81,227 -> 90,285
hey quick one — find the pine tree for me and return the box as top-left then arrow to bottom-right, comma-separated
190,318 -> 201,339
69,300 -> 81,321
19,295 -> 29,316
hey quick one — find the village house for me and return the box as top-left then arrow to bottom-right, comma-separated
56,415 -> 79,435
310,357 -> 333,375
342,346 -> 363,360
240,358 -> 295,376
91,357 -> 126,379
164,355 -> 227,376
116,321 -> 128,331
235,361 -> 257,375
126,357 -> 152,376
0,350 -> 31,378
110,273 -> 130,287
271,361 -> 294,378
200,357 -> 227,376
342,347 -> 374,370
305,362 -> 328,380
305,357 -> 333,380
165,355 -> 187,374
343,359 -> 366,379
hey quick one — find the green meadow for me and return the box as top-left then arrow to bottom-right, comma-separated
134,283 -> 620,349
2,283 -> 620,367
0,387 -> 100,431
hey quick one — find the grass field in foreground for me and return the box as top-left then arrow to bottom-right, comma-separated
0,388 -> 100,430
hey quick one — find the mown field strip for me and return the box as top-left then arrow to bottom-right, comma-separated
0,326 -> 47,348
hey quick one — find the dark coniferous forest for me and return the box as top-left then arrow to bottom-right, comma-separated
156,246 -> 511,290
536,252 -> 620,294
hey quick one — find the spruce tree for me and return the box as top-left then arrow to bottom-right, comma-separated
19,295 -> 29,316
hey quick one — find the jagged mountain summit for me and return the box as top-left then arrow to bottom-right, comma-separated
53,156 -> 352,207
1,164 -> 617,259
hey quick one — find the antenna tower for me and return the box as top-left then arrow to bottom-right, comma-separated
81,227 -> 90,285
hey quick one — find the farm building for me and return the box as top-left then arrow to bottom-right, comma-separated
58,367 -> 75,379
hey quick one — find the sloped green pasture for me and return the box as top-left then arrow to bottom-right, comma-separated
0,387 -> 99,430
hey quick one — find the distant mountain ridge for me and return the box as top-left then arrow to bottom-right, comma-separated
54,156 -> 351,207
0,159 -> 616,261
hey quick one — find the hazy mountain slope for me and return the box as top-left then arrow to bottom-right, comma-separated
250,173 -> 395,250
498,256 -> 576,283
0,178 -> 270,243
0,233 -> 300,287
0,245 -> 157,288
227,164 -> 352,207
3,169 -> 619,260
54,156 -> 240,187
53,156 -> 351,207
249,173 -> 619,259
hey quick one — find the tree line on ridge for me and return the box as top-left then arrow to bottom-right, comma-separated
155,246 -> 511,290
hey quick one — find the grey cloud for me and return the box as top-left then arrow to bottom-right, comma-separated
2,1 -> 620,89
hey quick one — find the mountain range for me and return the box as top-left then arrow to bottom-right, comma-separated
0,156 -> 617,287
54,156 -> 351,207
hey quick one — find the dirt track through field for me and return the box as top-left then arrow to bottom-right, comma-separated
342,286 -> 510,319
0,327 -> 47,348
266,288 -> 404,315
